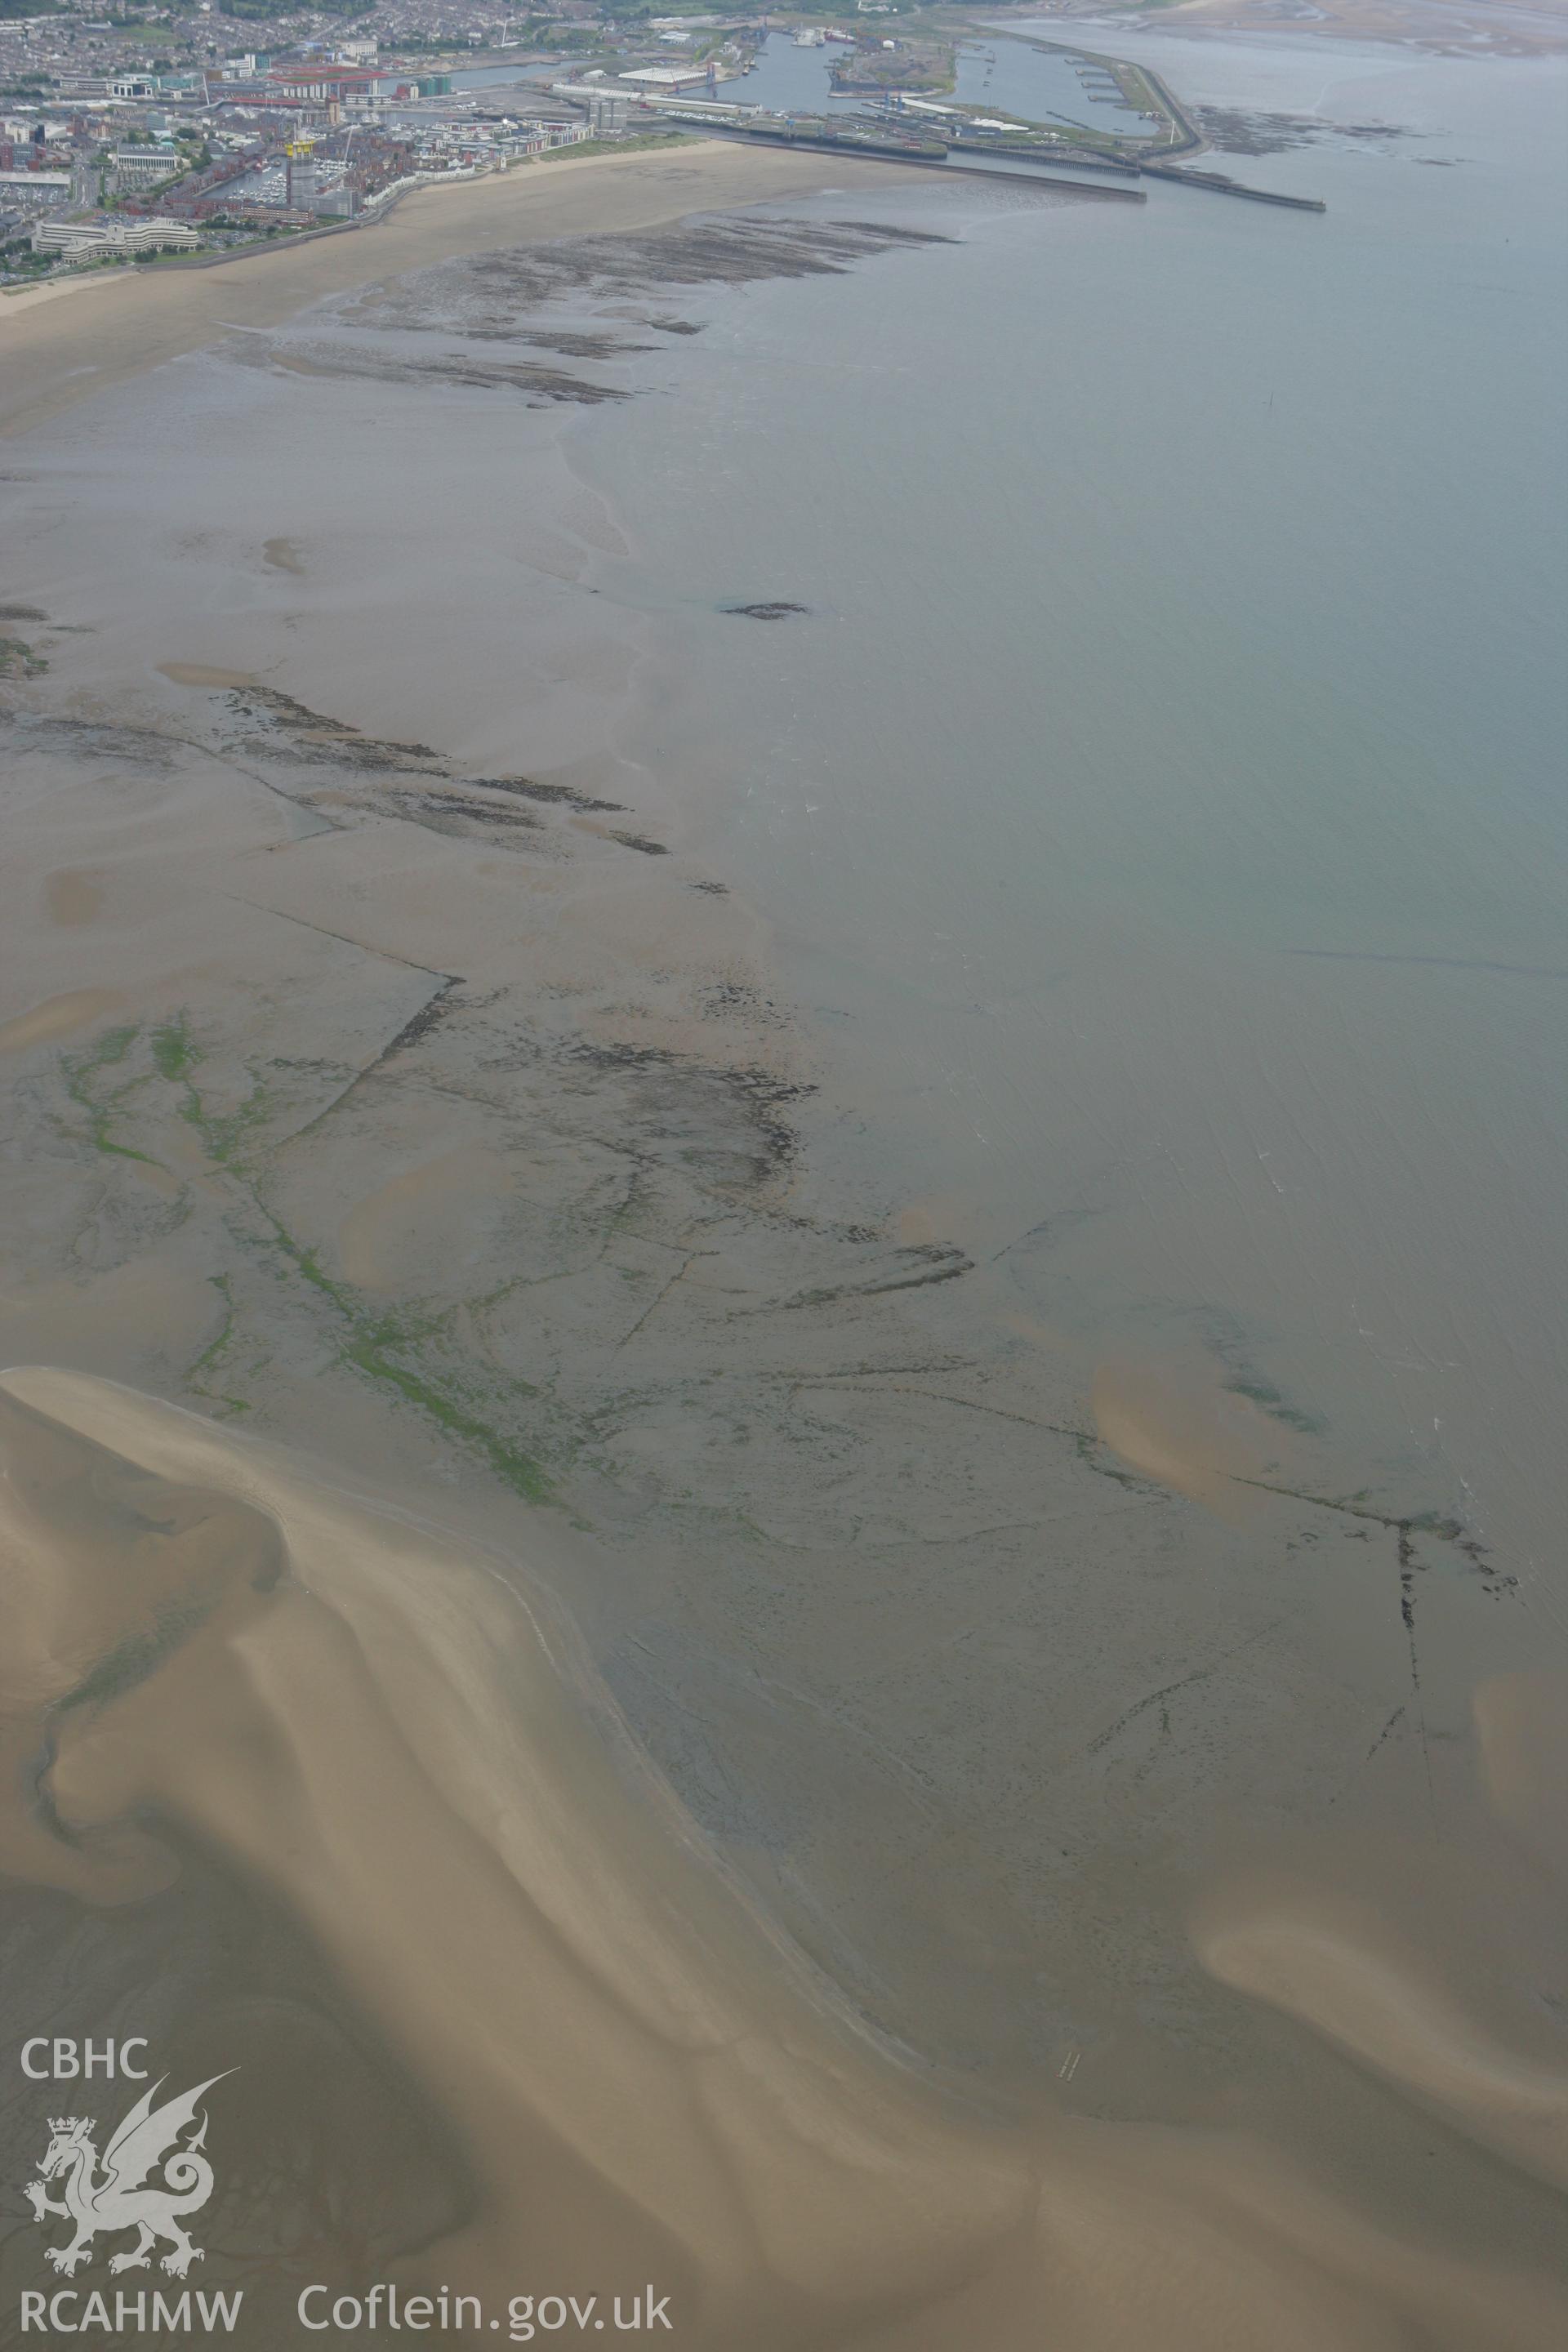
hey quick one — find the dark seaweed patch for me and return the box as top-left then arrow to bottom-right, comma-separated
470,777 -> 626,813
403,793 -> 542,829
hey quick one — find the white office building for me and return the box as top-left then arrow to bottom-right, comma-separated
30,215 -> 202,258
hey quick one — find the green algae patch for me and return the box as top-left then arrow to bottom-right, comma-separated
60,1022 -> 165,1168
0,635 -> 47,678
51,1010 -> 558,1506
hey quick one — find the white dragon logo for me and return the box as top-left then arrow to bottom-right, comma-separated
24,2074 -> 233,2279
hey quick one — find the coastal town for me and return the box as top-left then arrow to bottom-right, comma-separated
0,0 -> 1216,280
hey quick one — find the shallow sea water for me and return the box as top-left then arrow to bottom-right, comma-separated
571,36 -> 1568,1583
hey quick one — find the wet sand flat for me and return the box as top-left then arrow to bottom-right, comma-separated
1085,0 -> 1568,56
2,1365 -> 1565,2347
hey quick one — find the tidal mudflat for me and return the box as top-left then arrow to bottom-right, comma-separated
2,107 -> 1566,2347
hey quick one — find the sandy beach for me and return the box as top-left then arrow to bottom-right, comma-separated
2,118 -> 1566,2347
0,142 -> 906,436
